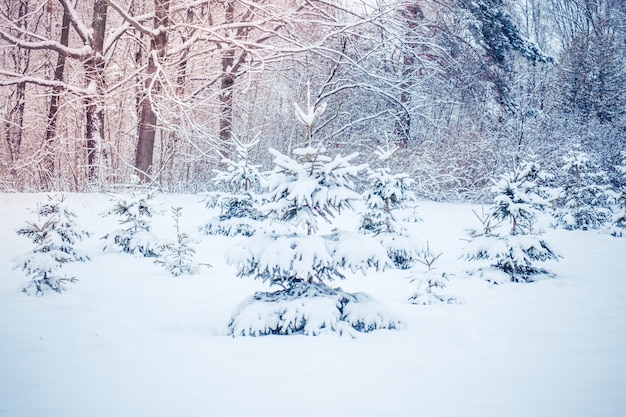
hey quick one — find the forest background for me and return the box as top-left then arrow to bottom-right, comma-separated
1,0 -> 624,199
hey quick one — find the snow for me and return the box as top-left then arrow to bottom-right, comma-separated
1,192 -> 625,417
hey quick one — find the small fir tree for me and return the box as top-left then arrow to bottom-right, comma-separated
214,135 -> 264,193
101,192 -> 160,257
200,136 -> 265,237
13,194 -> 90,295
360,143 -> 422,269
156,207 -> 211,276
553,146 -> 611,230
408,242 -> 456,305
609,151 -> 626,236
464,162 -> 560,284
226,89 -> 402,336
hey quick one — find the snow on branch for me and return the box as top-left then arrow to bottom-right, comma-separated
58,0 -> 94,44
0,70 -> 93,95
0,28 -> 91,58
105,0 -> 163,37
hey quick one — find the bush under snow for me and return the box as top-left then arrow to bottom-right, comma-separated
13,194 -> 90,295
228,282 -> 403,337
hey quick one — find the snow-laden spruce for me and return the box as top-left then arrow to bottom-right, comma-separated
360,144 -> 422,269
609,151 -> 626,237
200,136 -> 265,237
229,282 -> 401,337
463,162 -> 560,284
13,194 -> 90,295
408,242 -> 457,305
226,94 -> 402,336
155,207 -> 211,276
553,146 -> 612,230
101,191 -> 161,257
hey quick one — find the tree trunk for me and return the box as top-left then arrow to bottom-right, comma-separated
135,0 -> 170,182
219,1 -> 236,156
42,7 -> 71,188
4,1 -> 29,181
394,3 -> 424,148
84,0 -> 108,183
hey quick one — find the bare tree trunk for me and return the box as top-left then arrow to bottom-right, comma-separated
5,82 -> 26,176
219,1 -> 236,154
394,3 -> 424,148
84,0 -> 108,183
219,59 -> 235,150
160,7 -> 193,188
42,7 -> 71,188
3,0 -> 30,181
135,0 -> 170,182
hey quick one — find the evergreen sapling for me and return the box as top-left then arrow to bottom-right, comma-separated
226,88 -> 402,336
464,162 -> 560,284
156,207 -> 211,276
360,143 -> 422,269
101,192 -> 161,257
200,136 -> 265,237
609,151 -> 626,236
13,194 -> 90,295
553,146 -> 611,230
408,242 -> 457,305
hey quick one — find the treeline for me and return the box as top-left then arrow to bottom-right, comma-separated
1,0 -> 625,198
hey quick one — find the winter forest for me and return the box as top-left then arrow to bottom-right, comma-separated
1,0 -> 624,196
2,1 -> 626,416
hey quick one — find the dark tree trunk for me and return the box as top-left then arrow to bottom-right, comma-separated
42,7 -> 71,188
219,1 -> 236,155
4,1 -> 29,180
5,82 -> 26,175
135,0 -> 170,182
84,0 -> 108,182
394,3 -> 424,148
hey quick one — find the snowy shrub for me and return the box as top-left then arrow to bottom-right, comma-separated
465,233 -> 559,284
213,135 -> 264,193
227,90 -> 402,336
608,151 -> 626,237
200,193 -> 265,237
13,194 -> 90,295
155,207 -> 211,276
229,282 -> 402,336
360,144 -> 423,269
200,137 -> 265,237
226,144 -> 394,289
553,147 -> 611,230
464,162 -> 560,283
408,243 -> 457,305
409,272 -> 456,305
101,191 -> 160,257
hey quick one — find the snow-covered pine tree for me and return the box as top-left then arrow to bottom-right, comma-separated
13,194 -> 90,295
226,88 -> 402,336
408,242 -> 456,305
156,207 -> 210,276
200,136 -> 265,237
553,146 -> 612,230
360,143 -> 422,269
609,151 -> 626,237
101,192 -> 160,257
464,161 -> 560,284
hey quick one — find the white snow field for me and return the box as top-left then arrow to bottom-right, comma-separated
1,192 -> 625,417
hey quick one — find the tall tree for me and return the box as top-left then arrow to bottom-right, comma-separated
2,0 -> 31,181
84,0 -> 109,181
136,0 -> 169,182
42,7 -> 72,187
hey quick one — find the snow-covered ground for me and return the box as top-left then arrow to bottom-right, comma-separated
1,192 -> 625,417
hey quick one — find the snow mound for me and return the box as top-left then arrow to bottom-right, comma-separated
228,282 -> 404,336
20,275 -> 77,296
